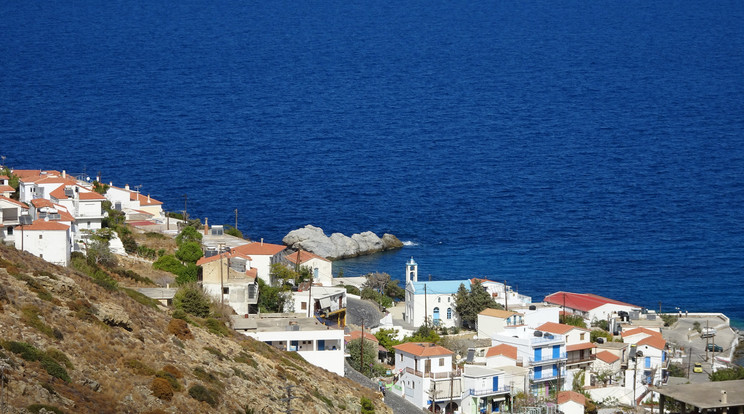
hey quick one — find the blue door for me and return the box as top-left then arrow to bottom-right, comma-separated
318,340 -> 325,351
534,366 -> 542,379
553,364 -> 558,377
645,357 -> 651,368
433,307 -> 440,325
534,347 -> 542,362
553,345 -> 560,359
493,376 -> 499,391
290,341 -> 298,351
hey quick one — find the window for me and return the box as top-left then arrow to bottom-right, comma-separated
400,354 -> 403,362
301,302 -> 307,310
39,234 -> 43,239
580,333 -> 585,341
7,227 -> 12,235
439,358 -> 444,366
447,296 -> 451,302
447,308 -> 452,319
438,297 -> 441,303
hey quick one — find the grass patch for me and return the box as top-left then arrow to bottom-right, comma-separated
203,346 -> 228,361
234,351 -> 258,368
114,269 -> 156,285
125,358 -> 156,376
2,341 -> 70,382
204,317 -> 232,337
70,255 -> 118,291
192,366 -> 222,387
122,288 -> 161,309
188,384 -> 219,408
313,388 -> 334,408
10,272 -> 58,303
20,305 -> 62,339
145,232 -> 167,239
155,370 -> 182,391
46,348 -> 74,370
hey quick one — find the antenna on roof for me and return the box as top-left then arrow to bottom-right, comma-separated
134,184 -> 142,195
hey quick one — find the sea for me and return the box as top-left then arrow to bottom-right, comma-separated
1,1 -> 743,332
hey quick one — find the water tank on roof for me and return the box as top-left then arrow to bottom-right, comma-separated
596,337 -> 604,344
529,305 -> 537,310
534,331 -> 543,337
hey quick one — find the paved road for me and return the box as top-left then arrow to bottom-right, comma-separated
347,297 -> 384,328
662,316 -> 738,382
345,361 -> 428,414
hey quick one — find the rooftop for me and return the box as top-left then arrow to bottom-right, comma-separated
537,321 -> 589,335
486,344 -> 518,360
557,391 -> 586,406
651,380 -> 744,409
479,308 -> 518,319
595,350 -> 620,364
286,250 -> 330,264
393,342 -> 454,357
544,291 -> 637,312
230,314 -> 342,332
410,280 -> 470,295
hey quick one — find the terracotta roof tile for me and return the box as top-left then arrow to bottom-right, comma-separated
79,191 -> 105,200
18,219 -> 70,231
0,185 -> 14,193
129,192 -> 163,205
557,391 -> 586,406
537,322 -> 577,335
637,335 -> 666,350
544,291 -> 637,312
393,342 -> 453,357
0,175 -> 9,180
479,308 -> 518,318
286,250 -> 330,264
595,350 -> 620,364
196,251 -> 252,266
621,327 -> 661,338
566,342 -> 596,352
485,344 -> 518,360
0,196 -> 29,209
345,331 -> 378,343
232,242 -> 286,257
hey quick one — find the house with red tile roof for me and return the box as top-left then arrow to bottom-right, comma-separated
0,175 -> 14,197
285,249 -> 332,286
103,183 -> 164,218
196,249 -> 258,315
537,322 -> 595,387
0,195 -> 29,245
391,342 -> 461,412
620,326 -> 668,397
543,291 -> 638,325
14,219 -> 71,266
557,391 -> 586,414
484,344 -> 519,368
230,241 -> 287,284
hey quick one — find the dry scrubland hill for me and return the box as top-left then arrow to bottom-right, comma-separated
0,245 -> 390,414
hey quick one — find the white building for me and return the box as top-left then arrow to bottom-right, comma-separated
0,195 -> 29,245
291,284 -> 347,326
621,327 -> 668,397
490,327 -> 567,398
14,219 -> 71,266
543,291 -> 638,326
228,241 -> 287,284
536,322 -> 595,388
392,342 -> 461,413
49,184 -> 106,233
405,280 -> 467,329
477,309 -> 524,338
103,183 -> 164,218
0,175 -> 14,197
460,365 -> 512,414
285,250 -> 333,286
475,278 -> 532,308
557,391 -> 587,414
233,315 -> 345,377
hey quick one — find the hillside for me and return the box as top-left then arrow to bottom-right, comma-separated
0,244 -> 391,414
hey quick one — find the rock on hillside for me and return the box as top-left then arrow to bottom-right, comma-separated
283,225 -> 403,260
0,245 -> 391,414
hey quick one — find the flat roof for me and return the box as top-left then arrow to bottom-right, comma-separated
136,288 -> 177,300
231,314 -> 343,333
651,380 -> 744,409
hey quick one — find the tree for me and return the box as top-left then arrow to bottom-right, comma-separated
92,181 -> 109,195
224,225 -> 243,239
454,280 -> 502,329
361,287 -> 392,309
175,226 -> 202,246
363,272 -> 390,293
175,263 -> 199,285
153,254 -> 186,275
269,263 -> 309,287
175,241 -> 203,264
384,279 -> 405,301
560,314 -> 587,328
590,329 -> 613,343
591,319 -> 609,331
86,238 -> 117,268
709,365 -> 744,381
374,328 -> 402,353
173,284 -> 211,318
407,324 -> 440,343
346,338 -> 385,378
256,278 -> 289,313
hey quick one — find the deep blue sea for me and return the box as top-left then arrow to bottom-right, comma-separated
2,1 -> 743,328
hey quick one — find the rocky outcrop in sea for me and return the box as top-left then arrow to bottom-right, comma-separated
282,225 -> 404,260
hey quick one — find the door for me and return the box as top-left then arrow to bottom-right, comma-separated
553,364 -> 558,377
425,359 -> 431,373
534,347 -> 542,362
433,307 -> 440,325
553,345 -> 560,359
492,375 -> 499,391
318,340 -> 325,351
534,366 -> 542,379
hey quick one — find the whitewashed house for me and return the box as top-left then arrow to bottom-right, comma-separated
557,391 -> 587,414
285,250 -> 333,286
0,195 -> 29,245
537,322 -> 595,388
16,170 -> 76,204
104,183 -> 164,218
621,327 -> 668,392
233,315 -> 345,376
229,241 -> 287,284
405,280 -> 466,329
196,250 -> 258,315
49,184 -> 106,233
392,342 -> 461,413
0,175 -> 14,197
543,291 -> 638,326
14,219 -> 71,266
477,309 -> 524,338
460,365 -> 512,414
475,278 -> 532,309
291,284 -> 347,326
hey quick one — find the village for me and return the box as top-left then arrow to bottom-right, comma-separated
1,168 -> 742,414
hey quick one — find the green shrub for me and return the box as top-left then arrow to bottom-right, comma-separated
175,263 -> 199,285
40,356 -> 70,382
121,234 -> 137,254
173,285 -> 211,318
342,284 -> 361,295
360,396 -> 375,414
188,384 -> 219,408
156,370 -> 182,391
5,341 -> 43,361
145,232 -> 167,239
46,348 -> 74,370
205,318 -> 232,337
175,241 -> 203,264
204,346 -> 228,361
153,254 -> 185,275
122,288 -> 161,309
192,367 -> 222,386
176,226 -> 202,246
114,269 -> 155,285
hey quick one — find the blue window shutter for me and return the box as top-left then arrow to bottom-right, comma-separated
534,347 -> 542,361
535,366 -> 542,379
553,345 -> 560,359
553,364 -> 558,377
318,340 -> 325,351
493,376 -> 499,391
645,356 -> 651,368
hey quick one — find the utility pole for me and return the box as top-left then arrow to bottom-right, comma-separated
504,280 -> 508,311
219,243 -> 225,306
234,208 -> 238,231
307,280 -> 312,318
280,383 -> 297,414
183,194 -> 188,221
705,320 -> 709,362
424,284 -> 428,326
448,371 -> 454,412
360,322 -> 365,376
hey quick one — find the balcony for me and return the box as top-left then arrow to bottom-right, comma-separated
529,353 -> 567,365
530,370 -> 566,382
404,366 -> 462,379
566,354 -> 595,365
465,386 -> 511,397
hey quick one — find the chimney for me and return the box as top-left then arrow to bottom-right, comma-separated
62,170 -> 66,178
109,181 -> 113,186
260,238 -> 264,246
147,194 -> 151,202
204,218 -> 209,235
166,283 -> 170,289
721,390 -> 727,404
124,184 -> 130,191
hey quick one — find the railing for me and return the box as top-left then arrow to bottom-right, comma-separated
566,355 -> 595,364
466,385 -> 511,397
529,353 -> 567,364
404,367 -> 462,379
530,370 -> 565,381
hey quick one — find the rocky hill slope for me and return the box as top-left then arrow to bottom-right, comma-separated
0,245 -> 391,414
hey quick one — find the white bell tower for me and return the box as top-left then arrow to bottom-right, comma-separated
405,257 -> 418,284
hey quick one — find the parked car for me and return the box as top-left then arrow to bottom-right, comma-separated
707,343 -> 723,352
693,362 -> 703,373
701,328 -> 716,338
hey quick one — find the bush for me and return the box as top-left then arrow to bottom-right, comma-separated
114,269 -> 155,285
342,284 -> 360,296
591,329 -> 613,343
175,241 -> 203,264
175,263 -> 199,285
5,341 -> 43,361
188,384 -> 219,408
153,254 -> 185,275
121,234 -> 138,254
176,226 -> 202,246
161,364 -> 182,378
360,397 -> 375,414
361,287 -> 393,309
40,356 -> 70,382
151,377 -> 174,401
21,305 -> 59,339
156,370 -> 182,391
46,348 -> 74,370
205,318 -> 232,337
173,285 -> 211,317
167,318 -> 194,340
